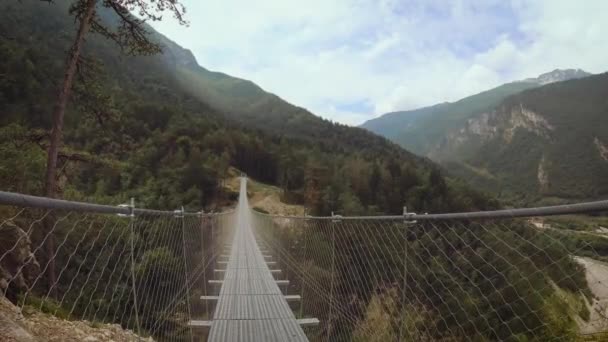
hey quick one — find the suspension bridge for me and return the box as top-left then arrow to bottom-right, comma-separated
1,177 -> 608,341
191,178 -> 317,340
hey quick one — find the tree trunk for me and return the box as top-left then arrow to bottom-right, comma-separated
43,0 -> 96,298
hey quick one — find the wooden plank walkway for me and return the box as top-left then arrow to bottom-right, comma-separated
205,178 -> 310,341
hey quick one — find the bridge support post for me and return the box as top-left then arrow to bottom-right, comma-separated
198,210 -> 210,318
176,206 -> 193,342
398,207 -> 416,341
126,198 -> 142,337
299,212 -> 310,319
327,212 -> 340,341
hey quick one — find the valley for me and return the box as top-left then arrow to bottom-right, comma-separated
0,1 -> 607,341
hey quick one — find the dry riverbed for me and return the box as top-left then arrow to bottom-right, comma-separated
574,256 -> 608,334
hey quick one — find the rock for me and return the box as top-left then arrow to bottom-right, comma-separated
1,293 -> 154,341
0,221 -> 40,298
0,296 -> 35,342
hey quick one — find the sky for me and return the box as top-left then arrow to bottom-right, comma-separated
149,0 -> 608,126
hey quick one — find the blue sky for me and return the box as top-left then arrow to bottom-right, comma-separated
150,0 -> 608,125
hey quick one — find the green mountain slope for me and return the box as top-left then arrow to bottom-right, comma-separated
360,69 -> 605,202
0,1 -> 493,216
443,73 -> 608,203
360,69 -> 591,157
361,82 -> 540,155
158,34 -> 401,152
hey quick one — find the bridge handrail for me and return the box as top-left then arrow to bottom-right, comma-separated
0,190 -> 234,217
253,199 -> 608,221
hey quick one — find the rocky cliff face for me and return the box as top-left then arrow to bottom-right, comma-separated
537,155 -> 550,192
429,103 -> 554,161
503,104 -> 554,143
434,72 -> 608,201
432,102 -> 558,194
595,137 -> 608,162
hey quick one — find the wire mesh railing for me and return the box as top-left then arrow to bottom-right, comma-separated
2,187 -> 608,341
0,191 -> 235,341
251,201 -> 608,342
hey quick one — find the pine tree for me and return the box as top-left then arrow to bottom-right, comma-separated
43,0 -> 187,298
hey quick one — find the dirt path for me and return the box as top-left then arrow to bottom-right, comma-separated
224,173 -> 304,216
574,256 -> 608,334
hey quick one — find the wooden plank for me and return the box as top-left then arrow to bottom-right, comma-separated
189,320 -> 212,328
297,318 -> 320,327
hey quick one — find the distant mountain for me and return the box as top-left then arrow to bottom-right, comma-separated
361,69 -> 591,157
360,69 -> 607,203
521,68 -> 591,85
360,81 -> 540,155
442,73 -> 608,203
358,103 -> 450,149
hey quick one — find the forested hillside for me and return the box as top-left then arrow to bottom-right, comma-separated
443,73 -> 608,204
360,69 -> 590,158
361,82 -> 539,155
361,69 -> 606,204
0,1 -> 494,215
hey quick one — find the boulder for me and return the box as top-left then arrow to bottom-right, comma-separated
0,221 -> 40,297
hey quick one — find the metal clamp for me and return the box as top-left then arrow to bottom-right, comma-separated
117,198 -> 135,217
403,206 -> 417,224
174,206 -> 185,219
331,212 -> 343,223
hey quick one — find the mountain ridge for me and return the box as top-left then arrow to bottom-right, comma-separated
0,0 -> 494,217
521,68 -> 591,85
360,80 -> 541,155
444,72 -> 608,202
362,69 -> 592,138
360,68 -> 606,202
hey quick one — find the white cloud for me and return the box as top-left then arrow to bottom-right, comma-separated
150,0 -> 608,126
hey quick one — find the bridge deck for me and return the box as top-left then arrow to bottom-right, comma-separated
207,178 -> 308,341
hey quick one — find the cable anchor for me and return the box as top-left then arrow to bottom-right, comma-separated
174,206 -> 185,218
403,206 -> 417,224
117,198 -> 135,217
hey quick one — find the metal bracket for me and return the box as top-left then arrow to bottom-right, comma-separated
117,198 -> 135,217
331,211 -> 343,223
403,206 -> 417,224
174,206 -> 185,219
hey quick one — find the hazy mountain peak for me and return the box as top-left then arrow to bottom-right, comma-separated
522,68 -> 591,85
